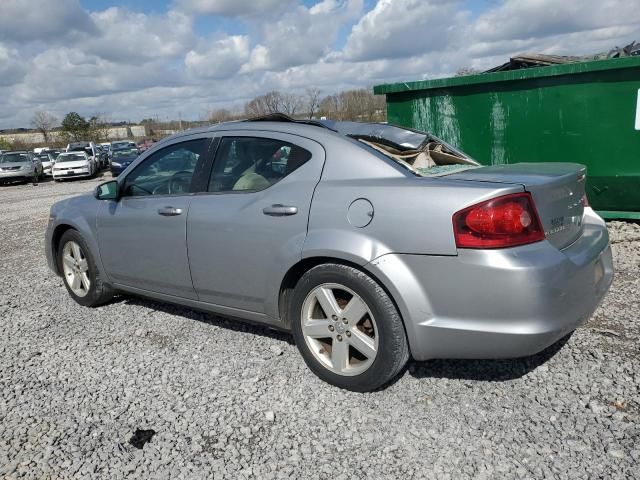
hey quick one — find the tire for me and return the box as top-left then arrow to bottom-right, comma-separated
290,263 -> 409,392
57,230 -> 114,307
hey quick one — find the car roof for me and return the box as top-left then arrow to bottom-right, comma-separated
154,114 -> 430,153
155,114 -> 356,147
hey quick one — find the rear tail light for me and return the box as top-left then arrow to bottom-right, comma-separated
453,192 -> 545,249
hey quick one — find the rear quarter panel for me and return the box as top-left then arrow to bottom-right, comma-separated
305,138 -> 524,260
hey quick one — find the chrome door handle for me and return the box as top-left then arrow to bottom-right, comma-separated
262,204 -> 298,216
157,206 -> 183,216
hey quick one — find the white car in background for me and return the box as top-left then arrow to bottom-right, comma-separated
35,151 -> 57,176
52,151 -> 96,181
66,141 -> 108,169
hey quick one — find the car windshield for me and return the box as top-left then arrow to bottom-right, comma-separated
38,155 -> 51,160
113,149 -> 137,159
57,154 -> 86,162
0,153 -> 29,164
69,146 -> 93,155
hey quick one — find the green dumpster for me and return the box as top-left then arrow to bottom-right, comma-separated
374,57 -> 640,219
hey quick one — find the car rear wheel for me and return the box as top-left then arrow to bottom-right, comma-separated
57,230 -> 114,307
290,263 -> 409,392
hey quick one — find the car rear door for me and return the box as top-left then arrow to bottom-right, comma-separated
187,131 -> 325,317
97,136 -> 213,299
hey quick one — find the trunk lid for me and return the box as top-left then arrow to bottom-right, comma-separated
447,163 -> 586,249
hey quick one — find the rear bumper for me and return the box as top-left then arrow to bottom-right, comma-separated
367,208 -> 614,360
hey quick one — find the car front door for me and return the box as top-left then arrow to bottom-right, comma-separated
187,132 -> 325,317
97,137 -> 213,299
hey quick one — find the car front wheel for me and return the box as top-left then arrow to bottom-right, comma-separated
290,263 -> 409,392
57,230 -> 114,307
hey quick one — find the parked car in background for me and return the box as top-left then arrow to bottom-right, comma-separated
96,145 -> 109,168
136,139 -> 154,152
0,150 -> 43,184
100,142 -> 112,159
66,142 -> 108,170
36,151 -> 56,176
111,140 -> 138,154
109,148 -> 139,177
45,117 -> 614,391
52,151 -> 96,181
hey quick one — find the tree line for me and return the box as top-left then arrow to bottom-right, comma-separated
209,87 -> 386,124
2,86 -> 387,150
2,111 -> 114,149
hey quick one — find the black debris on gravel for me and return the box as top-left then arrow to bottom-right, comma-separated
129,429 -> 156,449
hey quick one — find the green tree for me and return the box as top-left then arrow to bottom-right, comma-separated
61,112 -> 89,141
0,137 -> 12,150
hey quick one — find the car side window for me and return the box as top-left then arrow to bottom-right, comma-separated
123,139 -> 209,197
208,137 -> 311,193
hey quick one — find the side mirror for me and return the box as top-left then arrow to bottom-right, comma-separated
95,180 -> 119,200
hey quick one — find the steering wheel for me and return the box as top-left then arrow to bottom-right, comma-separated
168,171 -> 192,195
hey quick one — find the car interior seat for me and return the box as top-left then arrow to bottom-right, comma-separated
232,141 -> 269,191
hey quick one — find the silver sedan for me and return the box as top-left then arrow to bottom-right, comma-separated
45,117 -> 613,391
0,151 -> 43,184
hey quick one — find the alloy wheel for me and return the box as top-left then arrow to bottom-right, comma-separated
301,283 -> 378,376
61,241 -> 91,297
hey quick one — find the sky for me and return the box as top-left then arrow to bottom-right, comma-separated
1,0 -> 639,129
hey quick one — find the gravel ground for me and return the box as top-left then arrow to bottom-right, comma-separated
0,176 -> 638,479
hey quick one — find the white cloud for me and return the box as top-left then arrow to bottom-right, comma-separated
86,8 -> 194,63
11,47 -> 182,105
465,0 -> 640,63
342,0 -> 465,62
175,0 -> 296,17
0,0 -> 95,43
472,0 -> 640,44
242,0 -> 364,71
185,35 -> 251,78
0,44 -> 27,87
